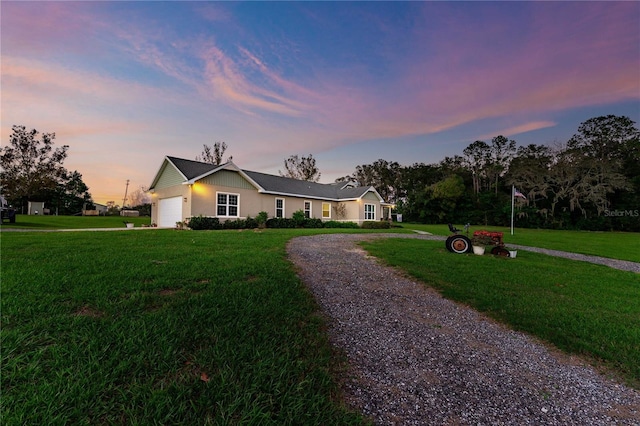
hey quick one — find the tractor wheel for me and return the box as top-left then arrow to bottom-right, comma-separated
445,236 -> 454,252
449,235 -> 472,254
491,246 -> 510,257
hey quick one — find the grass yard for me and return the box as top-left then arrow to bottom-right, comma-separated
2,224 -> 639,423
1,229 -> 369,425
361,238 -> 640,388
404,223 -> 640,263
0,214 -> 152,230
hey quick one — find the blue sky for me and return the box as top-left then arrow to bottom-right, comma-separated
2,1 -> 638,204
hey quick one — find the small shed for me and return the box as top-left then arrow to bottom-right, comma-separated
28,201 -> 46,215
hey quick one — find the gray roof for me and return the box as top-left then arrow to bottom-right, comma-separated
242,170 -> 373,200
162,156 -> 381,202
167,156 -> 219,180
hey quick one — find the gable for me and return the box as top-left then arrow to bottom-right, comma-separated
199,170 -> 255,190
153,161 -> 186,190
362,191 -> 380,201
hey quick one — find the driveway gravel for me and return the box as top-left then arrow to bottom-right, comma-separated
287,233 -> 640,425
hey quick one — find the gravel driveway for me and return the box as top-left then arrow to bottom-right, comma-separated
287,233 -> 640,425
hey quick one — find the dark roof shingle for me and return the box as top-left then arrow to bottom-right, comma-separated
166,156 -> 219,180
164,156 -> 379,201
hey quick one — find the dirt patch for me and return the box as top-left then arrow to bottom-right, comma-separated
74,305 -> 105,318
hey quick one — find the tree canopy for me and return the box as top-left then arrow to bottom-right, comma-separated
0,125 -> 92,214
347,115 -> 639,231
280,154 -> 321,182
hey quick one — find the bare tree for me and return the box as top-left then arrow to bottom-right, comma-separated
279,154 -> 321,182
196,142 -> 232,165
128,186 -> 151,207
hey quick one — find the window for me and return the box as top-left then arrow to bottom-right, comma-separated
304,201 -> 311,218
364,203 -> 375,220
322,203 -> 331,219
275,198 -> 284,218
217,192 -> 239,217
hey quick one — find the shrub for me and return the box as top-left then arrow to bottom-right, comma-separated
361,221 -> 391,229
266,217 -> 296,228
302,218 -> 324,228
244,216 -> 259,229
292,210 -> 306,227
256,211 -> 268,228
222,218 -> 246,229
265,216 -> 324,229
188,216 -> 221,230
323,221 -> 359,229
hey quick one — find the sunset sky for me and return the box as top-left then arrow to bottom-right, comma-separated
2,1 -> 638,205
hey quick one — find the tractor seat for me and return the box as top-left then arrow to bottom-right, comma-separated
448,223 -> 461,234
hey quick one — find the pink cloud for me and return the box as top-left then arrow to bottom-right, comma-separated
198,44 -> 313,117
341,2 -> 640,142
1,2 -> 107,56
476,121 -> 557,141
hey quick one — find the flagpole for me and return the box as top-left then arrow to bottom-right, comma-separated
510,185 -> 515,235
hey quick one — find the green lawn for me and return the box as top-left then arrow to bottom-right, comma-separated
0,214 -> 152,229
404,223 -> 640,263
2,225 -> 639,423
361,238 -> 640,388
1,229 -> 368,425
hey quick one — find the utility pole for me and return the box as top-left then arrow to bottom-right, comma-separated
122,179 -> 130,208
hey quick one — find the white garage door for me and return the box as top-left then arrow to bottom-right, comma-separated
158,196 -> 182,228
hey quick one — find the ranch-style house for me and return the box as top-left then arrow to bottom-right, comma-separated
148,156 -> 393,228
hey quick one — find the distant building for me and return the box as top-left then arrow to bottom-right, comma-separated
27,201 -> 45,215
94,203 -> 108,215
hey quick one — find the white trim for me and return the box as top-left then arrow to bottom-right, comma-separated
304,200 -> 312,218
216,191 -> 240,218
364,203 -> 376,220
275,197 -> 285,218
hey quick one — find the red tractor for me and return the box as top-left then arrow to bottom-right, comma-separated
471,230 -> 510,257
445,224 -> 510,257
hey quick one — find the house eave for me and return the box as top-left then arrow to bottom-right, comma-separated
149,156 -> 189,190
184,161 -> 265,192
258,190 -> 344,202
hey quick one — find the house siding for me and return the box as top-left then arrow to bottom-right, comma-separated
191,186 -> 265,219
362,191 -> 379,201
190,172 -> 329,221
200,170 -> 254,190
154,163 -> 185,189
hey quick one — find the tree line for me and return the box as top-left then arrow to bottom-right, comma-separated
340,115 -> 639,231
193,116 -> 640,231
3,115 -> 637,230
